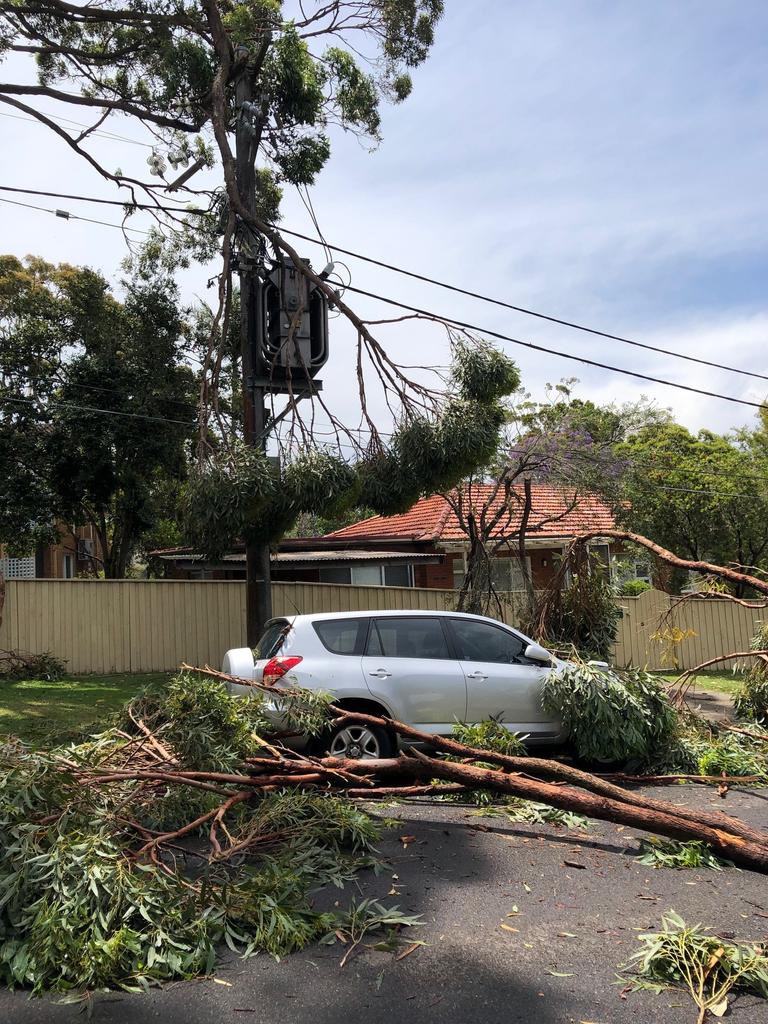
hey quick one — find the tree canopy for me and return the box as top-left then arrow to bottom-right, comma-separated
616,416 -> 768,595
0,254 -> 196,576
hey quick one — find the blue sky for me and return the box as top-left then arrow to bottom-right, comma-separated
1,0 -> 767,435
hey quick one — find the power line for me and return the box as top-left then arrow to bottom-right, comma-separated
3,372 -> 196,415
0,184 -> 766,388
0,394 -> 193,427
0,109 -> 154,148
343,284 -> 766,412
278,227 -> 768,385
8,189 -> 764,413
0,196 -> 150,235
0,184 -> 198,214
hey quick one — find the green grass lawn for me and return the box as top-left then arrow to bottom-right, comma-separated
661,670 -> 744,696
0,672 -> 172,746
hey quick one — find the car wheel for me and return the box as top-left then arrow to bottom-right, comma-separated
323,722 -> 395,760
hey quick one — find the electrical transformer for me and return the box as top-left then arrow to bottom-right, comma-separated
255,256 -> 329,390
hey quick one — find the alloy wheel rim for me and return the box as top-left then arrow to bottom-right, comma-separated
329,725 -> 381,759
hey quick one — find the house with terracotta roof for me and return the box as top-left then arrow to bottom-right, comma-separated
152,483 -> 621,591
315,483 -> 619,591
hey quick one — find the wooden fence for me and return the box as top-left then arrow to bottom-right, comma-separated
0,580 -> 764,675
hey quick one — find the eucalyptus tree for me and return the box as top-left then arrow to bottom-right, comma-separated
0,0 -> 447,449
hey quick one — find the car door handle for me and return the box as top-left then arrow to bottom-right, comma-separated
466,671 -> 488,681
369,668 -> 392,679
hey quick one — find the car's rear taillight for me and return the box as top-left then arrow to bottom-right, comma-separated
262,655 -> 303,686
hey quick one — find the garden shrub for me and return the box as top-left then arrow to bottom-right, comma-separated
620,579 -> 652,597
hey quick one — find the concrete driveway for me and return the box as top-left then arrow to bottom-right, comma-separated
3,785 -> 768,1024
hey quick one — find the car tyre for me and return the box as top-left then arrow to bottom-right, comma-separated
317,721 -> 396,760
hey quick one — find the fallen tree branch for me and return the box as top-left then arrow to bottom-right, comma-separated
721,726 -> 768,745
570,530 -> 768,597
671,651 -> 768,702
182,662 -> 768,847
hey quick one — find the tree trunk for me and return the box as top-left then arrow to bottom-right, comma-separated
516,477 -> 536,615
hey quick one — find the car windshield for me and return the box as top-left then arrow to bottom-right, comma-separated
255,620 -> 289,660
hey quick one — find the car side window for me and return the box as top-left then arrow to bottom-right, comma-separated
313,618 -> 368,655
448,619 -> 526,664
367,617 -> 451,660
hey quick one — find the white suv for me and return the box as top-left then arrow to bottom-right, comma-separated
223,610 -> 565,758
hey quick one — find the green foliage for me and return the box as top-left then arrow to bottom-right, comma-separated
635,838 -> 733,870
451,718 -> 528,757
443,719 -> 526,807
125,670 -> 333,771
696,733 -> 767,779
358,342 -> 519,518
126,672 -> 271,772
182,442 -> 275,560
0,256 -> 195,575
451,339 -> 521,403
616,419 -> 768,592
541,662 -> 679,765
185,341 -> 519,550
621,579 -> 652,596
249,451 -> 360,544
501,799 -> 590,830
536,555 -> 622,661
626,911 -> 768,1018
639,714 -> 768,778
734,622 -> 768,723
324,47 -> 381,138
0,674 -> 387,994
320,898 -> 422,951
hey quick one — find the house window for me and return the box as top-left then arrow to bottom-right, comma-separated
319,564 -> 414,587
351,564 -> 382,587
631,560 -> 651,584
452,553 -> 467,591
490,556 -> 531,593
383,564 -> 413,588
588,543 -> 611,576
62,554 -> 74,579
0,556 -> 36,579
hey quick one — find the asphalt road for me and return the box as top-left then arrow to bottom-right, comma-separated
4,785 -> 768,1024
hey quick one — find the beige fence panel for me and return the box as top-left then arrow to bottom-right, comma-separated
614,590 -> 671,670
615,589 -> 766,671
670,595 -> 765,671
1,581 -> 765,675
0,580 -> 461,674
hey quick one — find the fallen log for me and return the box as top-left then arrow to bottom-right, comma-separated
329,708 -> 768,847
383,753 -> 768,874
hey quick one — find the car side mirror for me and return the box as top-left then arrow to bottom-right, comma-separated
524,642 -> 552,665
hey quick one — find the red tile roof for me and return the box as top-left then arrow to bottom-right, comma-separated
325,484 -> 616,543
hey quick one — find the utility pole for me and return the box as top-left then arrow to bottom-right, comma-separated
235,48 -> 272,646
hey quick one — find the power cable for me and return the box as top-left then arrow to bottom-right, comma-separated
0,109 -> 154,148
0,184 -> 766,386
0,394 -> 194,427
279,226 -> 768,385
343,284 -> 767,412
0,196 -> 150,235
